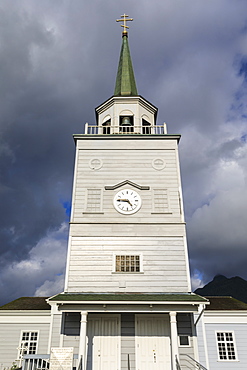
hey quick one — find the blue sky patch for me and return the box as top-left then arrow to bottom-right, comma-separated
241,134 -> 247,142
239,57 -> 247,80
60,200 -> 71,219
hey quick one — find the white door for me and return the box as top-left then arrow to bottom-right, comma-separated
136,315 -> 171,370
87,315 -> 120,370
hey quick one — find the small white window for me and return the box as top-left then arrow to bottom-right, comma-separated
179,335 -> 190,347
85,189 -> 102,213
152,189 -> 170,213
18,331 -> 38,359
115,255 -> 141,272
216,332 -> 237,361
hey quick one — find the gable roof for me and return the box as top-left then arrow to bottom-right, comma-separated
205,296 -> 247,310
0,297 -> 50,310
105,179 -> 150,191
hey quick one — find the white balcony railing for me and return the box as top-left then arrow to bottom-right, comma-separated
22,354 -> 78,370
84,123 -> 167,135
22,355 -> 50,370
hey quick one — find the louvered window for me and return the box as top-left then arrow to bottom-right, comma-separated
86,189 -> 102,212
153,189 -> 169,213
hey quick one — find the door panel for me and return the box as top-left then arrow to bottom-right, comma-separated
136,315 -> 171,370
87,315 -> 120,370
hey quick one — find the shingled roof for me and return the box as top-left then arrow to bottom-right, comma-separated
205,296 -> 247,310
3,296 -> 245,311
49,292 -> 207,303
0,297 -> 50,310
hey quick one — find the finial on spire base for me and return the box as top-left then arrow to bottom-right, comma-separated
116,14 -> 133,36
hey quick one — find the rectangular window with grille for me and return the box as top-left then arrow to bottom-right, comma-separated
115,255 -> 140,272
216,332 -> 237,361
152,189 -> 170,213
85,189 -> 102,213
18,331 -> 38,358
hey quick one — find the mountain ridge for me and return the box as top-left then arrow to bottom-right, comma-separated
195,275 -> 247,304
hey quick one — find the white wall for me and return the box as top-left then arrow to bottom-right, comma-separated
0,312 -> 50,368
65,135 -> 190,293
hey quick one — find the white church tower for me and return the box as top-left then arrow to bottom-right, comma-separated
48,15 -> 207,370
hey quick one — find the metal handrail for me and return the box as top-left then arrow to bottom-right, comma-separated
182,354 -> 208,370
127,353 -> 131,370
175,355 -> 181,370
77,355 -> 83,370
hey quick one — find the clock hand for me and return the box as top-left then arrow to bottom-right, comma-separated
117,198 -> 133,206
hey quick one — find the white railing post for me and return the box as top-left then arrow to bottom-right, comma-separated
84,123 -> 88,134
98,125 -> 103,134
163,122 -> 167,134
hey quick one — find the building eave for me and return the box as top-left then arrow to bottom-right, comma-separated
50,300 -> 206,306
73,134 -> 181,143
0,310 -> 51,315
48,292 -> 208,305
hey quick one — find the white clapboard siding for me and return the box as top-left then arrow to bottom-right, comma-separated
70,223 -> 186,237
50,313 -> 62,348
63,336 -> 79,352
66,236 -> 188,293
65,134 -> 190,294
71,142 -> 182,223
203,323 -> 247,369
0,318 -> 50,368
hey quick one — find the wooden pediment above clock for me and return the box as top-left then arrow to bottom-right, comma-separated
105,180 -> 149,191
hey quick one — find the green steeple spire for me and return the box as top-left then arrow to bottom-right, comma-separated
114,27 -> 138,96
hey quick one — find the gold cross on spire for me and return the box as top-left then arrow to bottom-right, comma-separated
116,14 -> 133,35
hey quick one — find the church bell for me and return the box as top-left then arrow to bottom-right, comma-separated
121,116 -> 132,126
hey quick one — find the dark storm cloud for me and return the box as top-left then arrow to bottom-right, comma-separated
0,1 -> 125,304
1,0 -> 247,304
0,7 -> 71,263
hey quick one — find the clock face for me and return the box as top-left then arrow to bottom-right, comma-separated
113,189 -> 142,215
